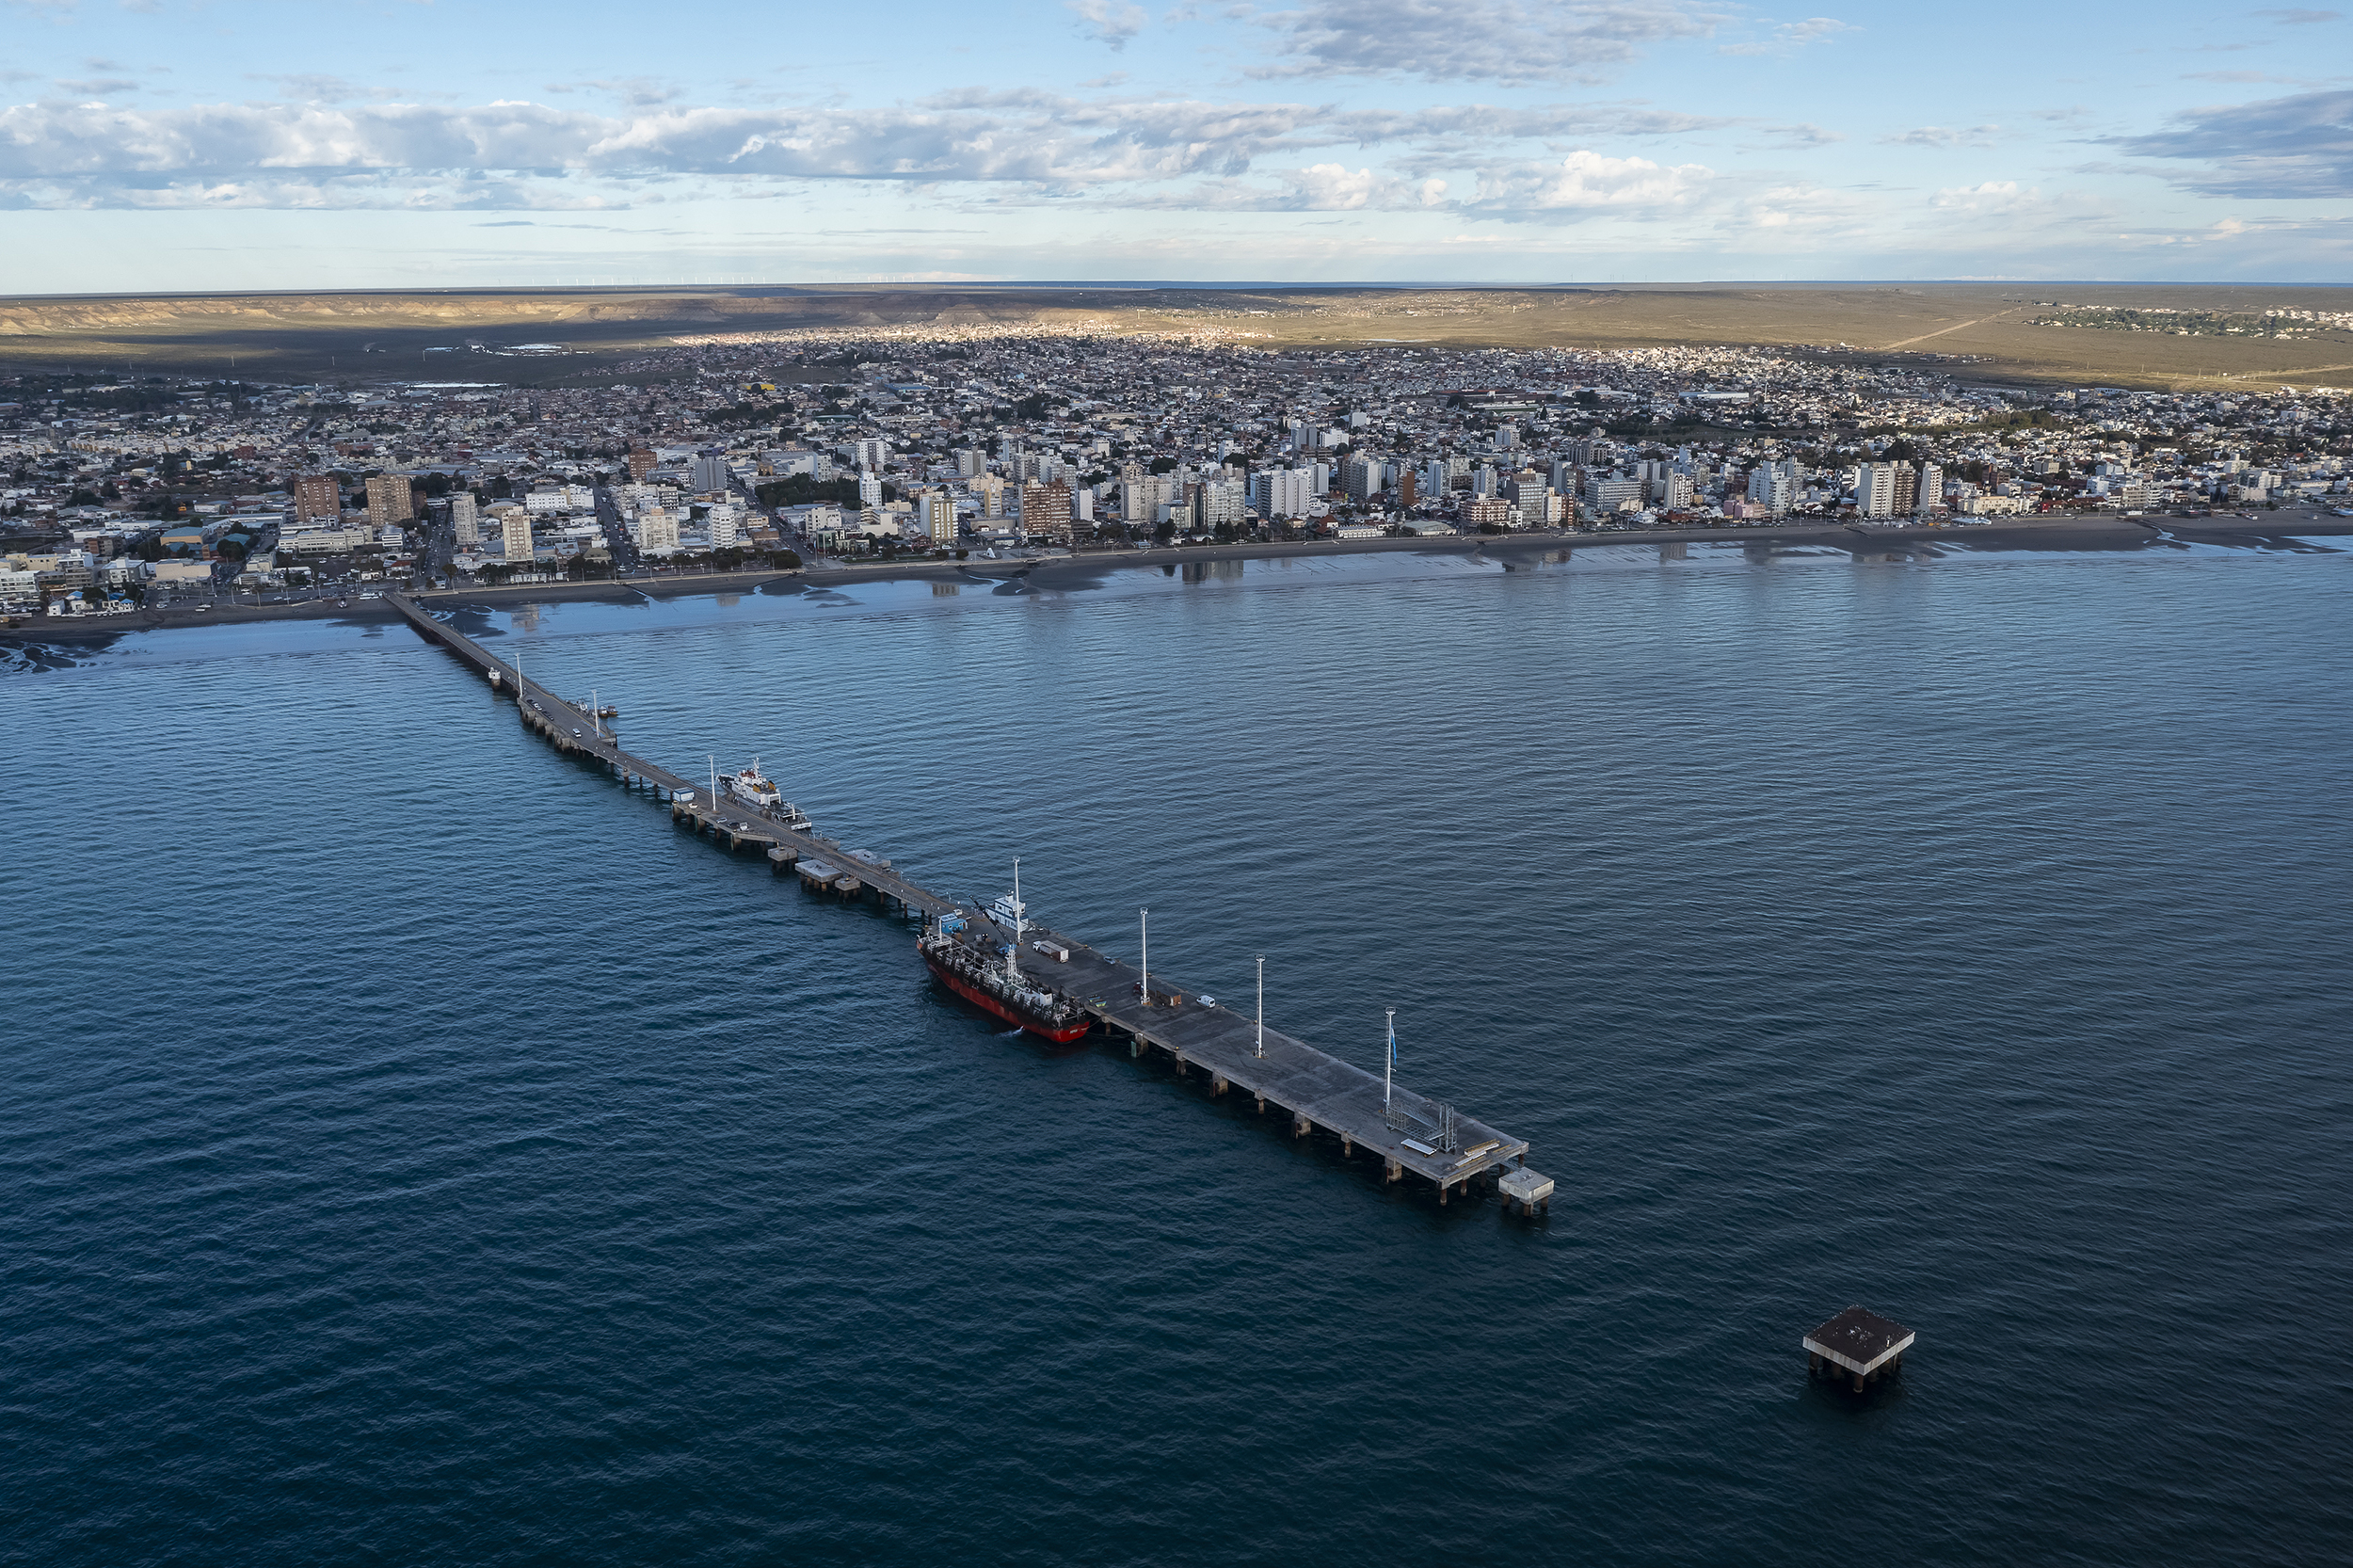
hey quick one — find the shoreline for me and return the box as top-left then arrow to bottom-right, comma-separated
10,509 -> 2350,645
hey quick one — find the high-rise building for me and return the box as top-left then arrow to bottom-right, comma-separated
293,474 -> 341,525
857,472 -> 884,510
638,507 -> 680,553
1916,464 -> 1943,512
972,472 -> 1006,518
499,509 -> 534,561
1342,456 -> 1383,503
1198,478 -> 1246,528
449,491 -> 479,547
1121,472 -> 1174,526
1745,463 -> 1794,513
953,448 -> 985,478
691,453 -> 731,494
919,490 -> 957,548
708,506 -> 740,549
1892,466 -> 1918,515
853,438 -> 891,472
1248,468 -> 1315,520
1502,472 -> 1551,529
364,475 -> 413,531
626,447 -> 656,481
1019,481 -> 1073,539
1855,463 -> 1899,518
1396,471 -> 1417,508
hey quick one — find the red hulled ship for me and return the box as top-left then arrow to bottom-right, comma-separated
917,863 -> 1095,1043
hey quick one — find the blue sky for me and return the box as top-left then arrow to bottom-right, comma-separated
1,0 -> 2346,291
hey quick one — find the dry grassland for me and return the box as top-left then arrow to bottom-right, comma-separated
3,281 -> 2349,391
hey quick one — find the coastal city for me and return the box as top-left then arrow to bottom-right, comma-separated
3,327 -> 2348,616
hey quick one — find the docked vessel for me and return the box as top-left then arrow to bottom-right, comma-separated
724,760 -> 781,810
919,862 -> 1094,1043
723,759 -> 815,832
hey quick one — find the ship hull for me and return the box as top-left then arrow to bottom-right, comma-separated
922,950 -> 1095,1043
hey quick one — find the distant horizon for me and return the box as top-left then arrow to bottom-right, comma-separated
4,278 -> 2349,304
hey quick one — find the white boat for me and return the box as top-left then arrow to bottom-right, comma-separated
725,761 -> 782,811
720,757 -> 813,830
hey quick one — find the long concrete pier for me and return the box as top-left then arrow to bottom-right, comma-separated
391,593 -> 1543,1208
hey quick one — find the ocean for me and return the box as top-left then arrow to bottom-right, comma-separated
6,536 -> 2349,1564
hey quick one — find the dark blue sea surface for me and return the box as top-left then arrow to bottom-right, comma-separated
6,540 -> 2350,1564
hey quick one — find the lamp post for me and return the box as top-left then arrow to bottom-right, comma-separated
1256,955 -> 1265,1057
1385,1009 -> 1396,1112
1140,908 -> 1149,1007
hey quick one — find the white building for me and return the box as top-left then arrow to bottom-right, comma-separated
1249,467 -> 1315,519
638,507 -> 681,553
1746,460 -> 1799,513
449,491 -> 479,547
1123,472 -> 1176,525
1855,463 -> 1900,518
500,511 -> 534,559
1916,464 -> 1944,512
1199,478 -> 1246,527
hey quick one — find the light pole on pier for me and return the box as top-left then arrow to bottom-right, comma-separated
1139,908 -> 1149,1007
1385,1008 -> 1396,1112
1256,955 -> 1265,1058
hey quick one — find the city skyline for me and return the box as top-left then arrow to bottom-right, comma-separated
1,0 -> 2347,292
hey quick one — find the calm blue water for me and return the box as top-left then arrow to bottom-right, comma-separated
6,539 -> 2351,1565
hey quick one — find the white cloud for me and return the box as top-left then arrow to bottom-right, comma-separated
1251,0 -> 1727,86
1719,15 -> 1855,55
1067,0 -> 1148,50
1881,124 -> 2001,147
1930,179 -> 2039,213
1465,149 -> 1712,218
0,96 -> 1337,199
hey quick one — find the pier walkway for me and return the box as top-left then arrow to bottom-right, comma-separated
1001,922 -> 1529,1199
390,593 -> 1538,1206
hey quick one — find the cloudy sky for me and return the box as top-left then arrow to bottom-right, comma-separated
2,0 -> 2347,292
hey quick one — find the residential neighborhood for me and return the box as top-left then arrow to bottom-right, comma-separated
5,325 -> 2347,617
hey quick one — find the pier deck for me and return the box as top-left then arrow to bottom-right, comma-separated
998,926 -> 1529,1195
391,593 -> 1536,1203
